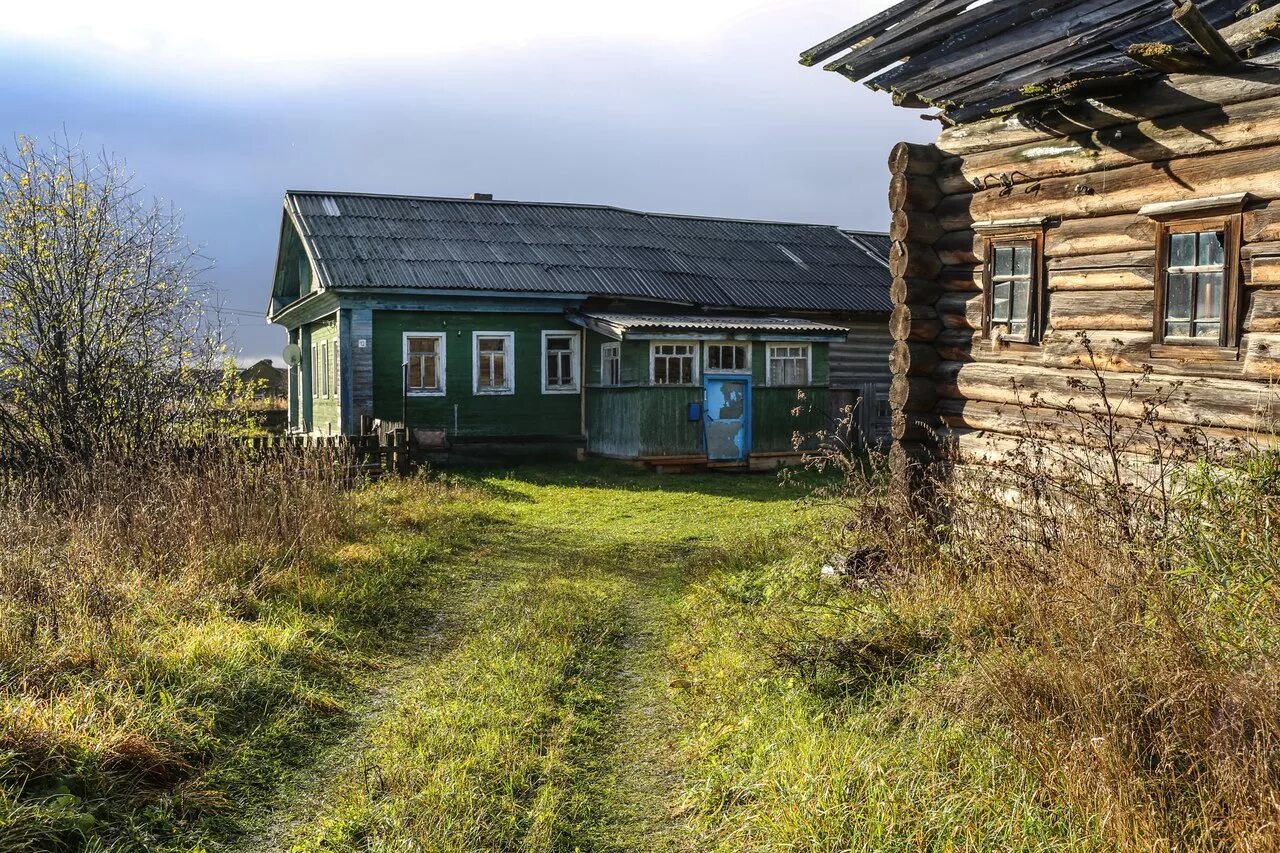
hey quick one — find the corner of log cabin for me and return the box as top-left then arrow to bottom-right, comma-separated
808,2 -> 1280,476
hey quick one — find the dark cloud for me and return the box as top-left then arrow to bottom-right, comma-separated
0,6 -> 931,362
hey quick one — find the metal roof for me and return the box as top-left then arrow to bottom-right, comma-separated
800,1 -> 1280,123
284,191 -> 891,313
574,312 -> 851,338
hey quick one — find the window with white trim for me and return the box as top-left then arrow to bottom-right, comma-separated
474,332 -> 514,394
333,341 -> 340,398
706,342 -> 750,373
766,343 -> 810,386
601,343 -> 620,386
310,343 -> 318,397
541,331 -> 580,393
405,333 -> 446,395
651,342 -> 697,385
320,341 -> 330,398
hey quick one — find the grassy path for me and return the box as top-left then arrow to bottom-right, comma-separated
228,464 -> 812,853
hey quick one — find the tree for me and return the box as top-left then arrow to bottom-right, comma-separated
0,135 -> 233,464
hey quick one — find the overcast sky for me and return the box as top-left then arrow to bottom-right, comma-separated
0,1 -> 930,362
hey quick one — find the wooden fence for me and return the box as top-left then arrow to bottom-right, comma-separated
0,428 -> 412,485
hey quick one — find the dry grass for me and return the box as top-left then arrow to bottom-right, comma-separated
0,449 -> 471,850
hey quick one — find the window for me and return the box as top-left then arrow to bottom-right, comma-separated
333,341 -> 340,399
473,332 -> 514,394
706,342 -> 750,373
404,333 -> 446,395
310,343 -> 318,397
320,341 -> 329,398
601,343 -> 620,386
1156,222 -> 1240,348
986,240 -> 1040,343
541,331 -> 580,393
767,343 -> 810,386
651,343 -> 697,385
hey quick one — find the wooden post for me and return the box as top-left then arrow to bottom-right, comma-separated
1172,1 -> 1239,67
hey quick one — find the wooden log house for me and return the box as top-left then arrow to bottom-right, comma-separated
802,0 -> 1280,472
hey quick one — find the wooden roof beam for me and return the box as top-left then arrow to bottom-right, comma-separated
1125,41 -> 1217,73
1173,0 -> 1241,66
798,0 -> 934,67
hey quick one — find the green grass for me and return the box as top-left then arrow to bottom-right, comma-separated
2,460 -> 1113,850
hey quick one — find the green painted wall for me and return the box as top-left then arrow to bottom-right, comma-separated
586,387 -> 705,458
371,311 -> 583,439
303,317 -> 340,434
584,337 -> 831,458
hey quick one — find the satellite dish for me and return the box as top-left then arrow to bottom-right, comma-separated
283,343 -> 303,368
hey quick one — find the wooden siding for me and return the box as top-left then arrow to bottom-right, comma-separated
829,317 -> 892,388
370,310 -> 583,439
887,73 -> 1280,464
304,317 -> 340,435
586,387 -> 705,457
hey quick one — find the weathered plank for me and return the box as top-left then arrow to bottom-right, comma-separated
1048,268 -> 1154,291
936,359 -> 1280,430
935,52 -> 1280,157
1045,214 -> 1156,259
1048,289 -> 1153,330
935,145 -> 1280,231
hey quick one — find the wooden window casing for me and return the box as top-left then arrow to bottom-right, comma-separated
473,332 -> 515,395
541,330 -> 580,394
600,343 -> 620,386
706,342 -> 751,374
651,342 -> 697,385
766,343 -> 811,386
1152,215 -> 1243,358
982,232 -> 1045,347
404,333 -> 446,396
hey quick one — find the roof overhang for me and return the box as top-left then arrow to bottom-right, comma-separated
568,312 -> 850,342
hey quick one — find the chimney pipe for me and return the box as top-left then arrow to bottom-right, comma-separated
471,192 -> 493,201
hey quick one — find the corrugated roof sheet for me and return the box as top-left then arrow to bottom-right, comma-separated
577,312 -> 851,335
285,192 -> 891,313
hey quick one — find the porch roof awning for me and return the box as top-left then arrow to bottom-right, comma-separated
569,311 -> 850,341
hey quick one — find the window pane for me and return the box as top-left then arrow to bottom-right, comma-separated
1198,231 -> 1225,268
408,358 -> 422,388
1194,321 -> 1221,340
480,338 -> 503,353
680,357 -> 692,384
994,247 -> 1013,277
1011,279 -> 1030,327
1197,271 -> 1223,321
1166,321 -> 1191,337
493,353 -> 505,385
991,281 -> 1011,322
1166,273 -> 1193,321
708,346 -> 722,369
1169,232 -> 1197,268
424,354 -> 438,388
409,337 -> 437,354
1013,246 -> 1031,277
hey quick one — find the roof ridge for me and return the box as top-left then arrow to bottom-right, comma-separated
282,189 -> 880,233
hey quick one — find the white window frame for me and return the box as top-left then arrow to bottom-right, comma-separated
320,340 -> 330,399
704,341 -> 752,375
766,342 -> 812,387
310,343 -> 318,397
540,330 -> 581,394
403,332 -> 447,397
333,340 -> 340,399
473,331 -> 515,395
600,342 -> 621,386
649,341 -> 699,386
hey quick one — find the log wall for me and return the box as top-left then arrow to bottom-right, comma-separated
887,75 -> 1280,471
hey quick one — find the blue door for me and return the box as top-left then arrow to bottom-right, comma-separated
704,375 -> 751,461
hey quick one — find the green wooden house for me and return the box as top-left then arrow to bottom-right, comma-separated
267,191 -> 891,467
